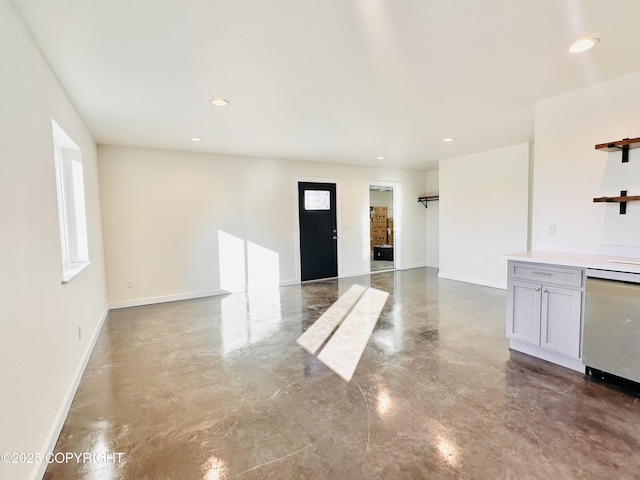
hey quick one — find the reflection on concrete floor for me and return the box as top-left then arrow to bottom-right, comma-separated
44,267 -> 640,480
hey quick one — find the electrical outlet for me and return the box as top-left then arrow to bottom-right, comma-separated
127,280 -> 133,288
546,224 -> 556,237
480,262 -> 485,270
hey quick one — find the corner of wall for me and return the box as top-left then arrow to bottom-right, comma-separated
527,142 -> 535,251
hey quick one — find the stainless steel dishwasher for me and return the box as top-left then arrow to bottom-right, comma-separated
584,268 -> 640,385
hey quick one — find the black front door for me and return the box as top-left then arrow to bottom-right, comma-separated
298,182 -> 338,281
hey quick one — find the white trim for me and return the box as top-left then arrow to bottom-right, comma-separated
367,180 -> 402,273
509,340 -> 584,373
399,263 -> 427,270
339,269 -> 371,279
61,261 -> 91,284
111,282 -> 309,309
109,289 -> 225,309
34,306 -> 109,480
340,265 -> 427,278
52,119 -> 89,273
437,272 -> 506,290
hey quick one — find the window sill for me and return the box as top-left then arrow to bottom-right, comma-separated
61,261 -> 91,284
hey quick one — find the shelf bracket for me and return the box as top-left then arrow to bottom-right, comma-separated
418,196 -> 439,208
595,137 -> 639,162
592,190 -> 640,214
607,139 -> 630,163
620,190 -> 627,214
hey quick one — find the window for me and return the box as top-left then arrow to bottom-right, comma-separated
52,119 -> 90,282
304,190 -> 330,210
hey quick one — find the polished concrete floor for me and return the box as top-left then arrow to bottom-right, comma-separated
45,268 -> 640,479
370,259 -> 394,272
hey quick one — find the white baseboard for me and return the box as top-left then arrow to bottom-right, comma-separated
437,272 -> 506,290
339,264 -> 429,278
109,289 -> 226,309
109,266 -> 435,310
33,306 -> 109,480
340,270 -> 370,279
399,263 -> 427,270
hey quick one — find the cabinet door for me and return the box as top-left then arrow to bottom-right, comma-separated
540,285 -> 582,358
507,280 -> 541,345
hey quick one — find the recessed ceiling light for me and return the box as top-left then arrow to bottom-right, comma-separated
442,137 -> 455,143
377,156 -> 385,160
210,97 -> 230,107
568,37 -> 600,53
190,137 -> 203,142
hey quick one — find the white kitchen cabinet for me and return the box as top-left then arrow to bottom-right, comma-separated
540,284 -> 582,358
506,261 -> 584,372
507,279 -> 541,346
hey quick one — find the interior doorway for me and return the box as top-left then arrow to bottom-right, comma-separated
369,184 -> 396,272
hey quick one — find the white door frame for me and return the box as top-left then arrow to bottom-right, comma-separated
367,180 -> 402,272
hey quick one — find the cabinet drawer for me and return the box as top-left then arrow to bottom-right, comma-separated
509,262 -> 583,287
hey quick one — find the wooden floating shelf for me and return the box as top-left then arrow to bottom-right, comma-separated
595,137 -> 640,163
593,190 -> 640,214
418,195 -> 439,208
595,137 -> 640,151
593,195 -> 640,203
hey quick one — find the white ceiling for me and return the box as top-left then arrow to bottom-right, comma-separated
11,0 -> 640,170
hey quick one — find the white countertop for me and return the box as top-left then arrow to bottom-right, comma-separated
504,251 -> 640,274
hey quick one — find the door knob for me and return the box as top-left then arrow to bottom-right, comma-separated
332,235 -> 338,240
535,287 -> 541,291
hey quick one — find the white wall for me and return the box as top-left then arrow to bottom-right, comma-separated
425,170 -> 439,268
532,70 -> 640,257
99,146 -> 427,306
439,143 -> 530,288
0,1 -> 108,479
